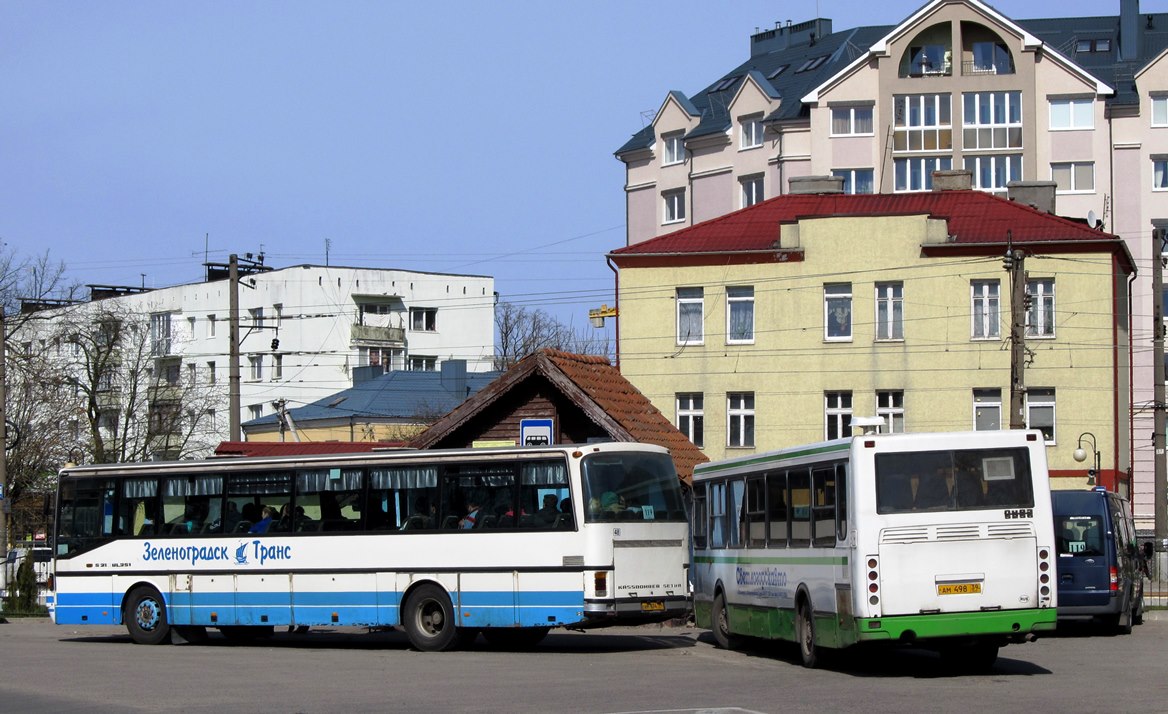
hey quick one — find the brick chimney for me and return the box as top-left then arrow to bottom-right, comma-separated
932,170 -> 973,191
789,175 -> 844,194
1006,180 -> 1057,214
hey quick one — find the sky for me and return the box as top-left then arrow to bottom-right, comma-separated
0,0 -> 1143,334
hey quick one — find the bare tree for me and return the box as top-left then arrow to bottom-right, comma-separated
12,300 -> 224,465
494,301 -> 612,370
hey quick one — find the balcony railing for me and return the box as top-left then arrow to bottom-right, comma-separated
351,324 -> 406,344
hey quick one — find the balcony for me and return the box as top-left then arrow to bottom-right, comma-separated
351,323 -> 405,344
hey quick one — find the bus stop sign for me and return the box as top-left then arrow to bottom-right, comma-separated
520,418 -> 554,446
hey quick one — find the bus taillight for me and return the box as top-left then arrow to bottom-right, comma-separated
866,556 -> 880,606
594,572 -> 608,597
1037,548 -> 1053,604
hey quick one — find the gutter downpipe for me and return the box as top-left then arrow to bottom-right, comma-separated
1129,265 -> 1137,497
606,255 -> 621,370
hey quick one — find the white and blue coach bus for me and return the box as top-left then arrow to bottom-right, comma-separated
50,443 -> 689,650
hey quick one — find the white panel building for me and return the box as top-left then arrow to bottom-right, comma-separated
15,263 -> 495,459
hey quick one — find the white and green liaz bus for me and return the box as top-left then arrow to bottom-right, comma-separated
50,442 -> 689,650
691,429 -> 1057,669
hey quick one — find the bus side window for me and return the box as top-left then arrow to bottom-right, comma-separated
728,479 -> 745,548
789,469 -> 811,548
767,471 -> 788,547
745,477 -> 766,547
709,482 -> 727,549
811,467 -> 835,547
835,463 -> 848,542
692,484 -> 708,549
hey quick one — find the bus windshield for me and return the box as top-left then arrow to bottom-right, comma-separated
581,451 -> 686,522
874,447 -> 1034,514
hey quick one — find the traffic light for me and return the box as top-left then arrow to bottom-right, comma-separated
270,338 -> 280,351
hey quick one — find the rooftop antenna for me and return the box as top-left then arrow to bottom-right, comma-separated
325,238 -> 332,266
140,273 -> 146,289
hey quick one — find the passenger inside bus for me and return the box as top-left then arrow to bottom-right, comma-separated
460,498 -> 483,529
249,506 -> 275,533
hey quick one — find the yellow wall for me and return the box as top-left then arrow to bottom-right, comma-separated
617,213 -> 1124,474
243,421 -> 426,444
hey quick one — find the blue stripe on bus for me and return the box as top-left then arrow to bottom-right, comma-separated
54,589 -> 586,629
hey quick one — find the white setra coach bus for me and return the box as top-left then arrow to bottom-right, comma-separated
50,442 -> 689,650
691,429 -> 1057,669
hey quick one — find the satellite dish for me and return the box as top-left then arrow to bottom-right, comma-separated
1087,209 -> 1098,227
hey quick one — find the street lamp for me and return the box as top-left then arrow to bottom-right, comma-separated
1072,432 -> 1101,488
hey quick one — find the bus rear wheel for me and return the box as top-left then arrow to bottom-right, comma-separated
403,584 -> 458,652
125,585 -> 171,645
796,599 -> 819,668
711,592 -> 740,650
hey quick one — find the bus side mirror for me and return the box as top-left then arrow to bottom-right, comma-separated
1142,541 -> 1154,560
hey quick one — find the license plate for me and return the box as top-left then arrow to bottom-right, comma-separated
640,601 -> 665,612
937,582 -> 982,595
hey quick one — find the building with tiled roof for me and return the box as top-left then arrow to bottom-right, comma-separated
608,178 -> 1133,491
411,349 -> 707,482
614,0 -> 1165,529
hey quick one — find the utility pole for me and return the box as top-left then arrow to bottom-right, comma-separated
1005,235 -> 1028,429
1153,229 -> 1167,554
228,254 -> 241,442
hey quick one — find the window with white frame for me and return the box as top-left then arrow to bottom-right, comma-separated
150,313 -> 173,357
973,388 -> 1002,430
1026,388 -> 1056,442
186,362 -> 196,387
409,307 -> 437,331
964,154 -> 1022,192
893,94 -> 952,152
894,156 -> 953,192
1026,278 -> 1055,338
249,307 -> 264,329
824,283 -> 852,341
249,354 -> 263,380
825,392 -> 853,440
677,287 -> 704,345
663,132 -> 685,165
1049,97 -> 1093,130
727,392 -> 755,447
207,314 -> 216,338
409,355 -> 437,371
1051,162 -> 1094,193
876,391 -> 904,433
875,282 -> 904,340
248,404 -> 263,421
273,354 -> 283,380
677,393 -> 704,448
663,189 -> 686,223
740,174 -> 764,208
726,286 -> 754,343
962,91 -> 1022,149
1154,159 -> 1168,191
1153,96 -> 1168,127
830,105 -> 874,135
971,280 -> 1000,339
206,361 -> 216,385
739,115 -> 764,149
832,168 -> 875,194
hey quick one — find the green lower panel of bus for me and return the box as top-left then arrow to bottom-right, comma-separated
695,600 -> 856,649
856,608 -> 1057,642
697,599 -> 1056,648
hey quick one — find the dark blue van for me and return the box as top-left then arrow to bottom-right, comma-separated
1051,488 -> 1146,634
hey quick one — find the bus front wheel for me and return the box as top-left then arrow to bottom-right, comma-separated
796,599 -> 819,668
403,584 -> 458,652
712,592 -> 740,650
125,585 -> 171,645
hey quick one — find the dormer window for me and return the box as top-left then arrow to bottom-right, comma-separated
662,132 -> 685,166
1076,38 -> 1111,53
796,55 -> 828,73
739,115 -> 764,150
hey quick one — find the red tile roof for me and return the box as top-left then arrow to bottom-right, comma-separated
412,349 -> 708,482
540,350 -> 708,482
610,191 -> 1119,257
